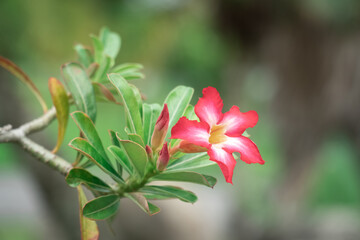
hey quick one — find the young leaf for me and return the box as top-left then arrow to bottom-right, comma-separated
48,77 -> 69,153
74,44 -> 93,68
125,193 -> 160,216
142,103 -> 162,146
120,72 -> 145,81
66,168 -> 112,192
91,35 -> 104,65
93,55 -> 112,82
140,186 -> 197,203
129,84 -> 143,117
83,194 -> 120,220
108,145 -> 134,176
108,74 -> 143,138
71,111 -> 108,161
99,27 -> 121,63
111,63 -> 143,75
117,138 -> 148,176
0,56 -> 48,112
69,138 -> 123,183
164,86 -> 194,139
77,186 -> 99,240
166,152 -> 216,172
150,171 -> 217,188
62,62 -> 97,121
127,133 -> 145,148
108,130 -> 120,147
92,82 -> 119,104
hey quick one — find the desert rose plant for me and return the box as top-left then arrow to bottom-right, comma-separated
0,27 -> 264,239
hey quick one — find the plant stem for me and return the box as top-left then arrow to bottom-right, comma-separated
0,106 -> 73,176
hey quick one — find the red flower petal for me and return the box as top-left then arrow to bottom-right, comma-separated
222,136 -> 264,165
195,86 -> 223,128
207,146 -> 237,184
170,117 -> 211,148
219,106 -> 258,137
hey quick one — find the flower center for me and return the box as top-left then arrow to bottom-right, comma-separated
209,124 -> 227,144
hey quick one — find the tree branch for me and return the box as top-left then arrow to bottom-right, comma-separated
0,107 -> 73,176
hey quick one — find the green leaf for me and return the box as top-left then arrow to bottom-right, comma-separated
92,55 -> 112,82
129,84 -> 143,117
140,186 -> 197,203
108,130 -> 120,147
118,139 -> 148,176
112,63 -> 143,75
83,194 -> 120,220
120,72 -> 145,81
166,152 -> 216,172
71,111 -> 108,161
142,193 -> 174,200
127,133 -> 145,148
99,27 -> 121,63
77,186 -> 99,240
69,138 -> 123,183
48,77 -> 69,153
142,103 -> 162,146
0,56 -> 48,112
125,193 -> 160,216
66,168 -> 112,192
62,62 -> 97,121
92,82 -> 119,104
150,171 -> 217,188
164,86 -> 194,139
90,35 -> 104,65
108,73 -> 143,138
74,44 -> 93,68
108,145 -> 134,176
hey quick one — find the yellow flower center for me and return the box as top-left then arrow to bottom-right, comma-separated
209,124 -> 227,144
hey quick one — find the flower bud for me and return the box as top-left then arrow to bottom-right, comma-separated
151,104 -> 169,152
179,140 -> 208,153
157,142 -> 169,171
145,145 -> 154,164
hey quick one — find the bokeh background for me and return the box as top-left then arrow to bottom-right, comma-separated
1,0 -> 360,239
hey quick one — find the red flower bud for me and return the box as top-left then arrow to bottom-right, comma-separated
145,145 -> 154,164
151,104 -> 169,152
157,142 -> 169,171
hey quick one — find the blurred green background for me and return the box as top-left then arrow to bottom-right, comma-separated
1,0 -> 360,239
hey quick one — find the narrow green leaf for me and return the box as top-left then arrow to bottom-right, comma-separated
112,63 -> 143,74
0,56 -> 48,112
48,77 -> 69,153
108,145 -> 134,176
90,35 -> 104,65
142,103 -> 161,146
108,130 -> 120,147
71,111 -> 108,161
67,168 -> 112,192
125,193 -> 160,216
62,62 -> 97,121
74,44 -> 93,68
108,73 -> 143,138
127,133 -> 145,148
140,186 -> 197,203
69,138 -> 123,183
92,82 -> 119,104
77,186 -> 99,240
150,171 -> 217,188
129,84 -> 143,117
83,194 -> 120,220
93,55 -> 112,82
166,152 -> 216,172
164,86 -> 194,139
99,27 -> 121,63
118,138 -> 148,176
142,193 -> 174,200
120,72 -> 145,81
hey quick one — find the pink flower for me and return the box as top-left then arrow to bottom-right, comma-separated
171,87 -> 264,183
